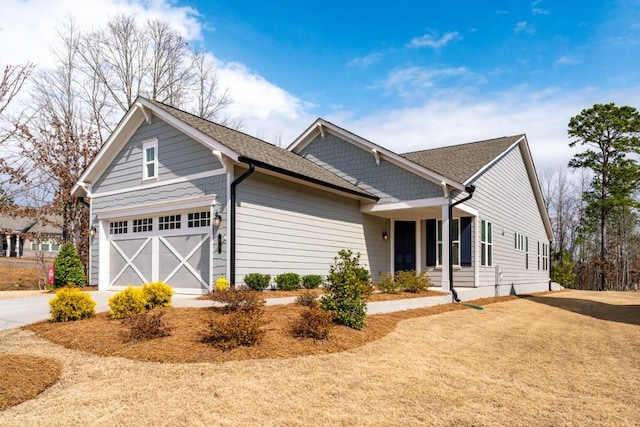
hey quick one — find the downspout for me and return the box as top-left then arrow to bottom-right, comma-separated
229,162 -> 255,288
449,185 -> 476,302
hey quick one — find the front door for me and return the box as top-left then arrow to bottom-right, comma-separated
394,220 -> 416,272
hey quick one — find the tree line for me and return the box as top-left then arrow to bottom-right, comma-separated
543,103 -> 640,291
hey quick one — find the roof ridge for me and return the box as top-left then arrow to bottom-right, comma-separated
140,96 -> 272,146
401,134 -> 524,156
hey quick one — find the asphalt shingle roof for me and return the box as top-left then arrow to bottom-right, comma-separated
144,98 -> 377,200
401,135 -> 524,184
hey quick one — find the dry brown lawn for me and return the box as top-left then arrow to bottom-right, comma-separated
0,263 -> 42,291
0,290 -> 639,426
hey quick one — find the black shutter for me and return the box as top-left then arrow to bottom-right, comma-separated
426,219 -> 436,267
461,217 -> 472,267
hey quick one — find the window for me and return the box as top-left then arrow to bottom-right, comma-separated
188,211 -> 210,228
542,243 -> 549,271
51,243 -> 60,251
31,241 -> 60,252
159,215 -> 181,230
109,221 -> 128,235
133,218 -> 153,233
437,218 -> 460,266
31,242 -> 37,251
514,232 -> 525,251
481,220 -> 493,266
525,236 -> 529,269
537,242 -> 541,270
142,139 -> 158,180
41,242 -> 50,251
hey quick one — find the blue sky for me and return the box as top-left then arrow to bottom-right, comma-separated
2,0 -> 640,172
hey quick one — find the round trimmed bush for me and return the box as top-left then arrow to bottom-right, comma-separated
49,288 -> 96,322
275,272 -> 301,291
302,275 -> 323,289
108,286 -> 147,319
244,273 -> 271,291
142,281 -> 173,310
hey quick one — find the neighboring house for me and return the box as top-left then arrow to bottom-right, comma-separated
72,97 -> 553,298
0,213 -> 63,259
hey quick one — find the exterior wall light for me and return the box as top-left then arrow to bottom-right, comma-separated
382,231 -> 388,241
213,213 -> 222,228
89,227 -> 96,238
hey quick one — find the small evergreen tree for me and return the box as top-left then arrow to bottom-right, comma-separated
53,243 -> 86,288
321,250 -> 370,329
551,251 -> 577,288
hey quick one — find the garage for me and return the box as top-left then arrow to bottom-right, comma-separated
104,210 -> 212,294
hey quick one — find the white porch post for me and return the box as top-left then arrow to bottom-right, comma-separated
440,204 -> 450,292
4,233 -> 9,257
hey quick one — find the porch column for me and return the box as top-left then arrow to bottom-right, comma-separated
440,204 -> 450,292
3,233 -> 8,257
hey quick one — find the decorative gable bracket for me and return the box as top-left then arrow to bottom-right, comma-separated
135,102 -> 153,125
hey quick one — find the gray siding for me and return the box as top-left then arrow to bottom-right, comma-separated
235,171 -> 388,285
92,175 -> 226,212
467,145 -> 550,289
93,119 -> 222,193
300,134 -> 442,203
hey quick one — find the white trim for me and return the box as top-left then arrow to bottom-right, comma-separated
92,169 -> 226,198
389,219 -> 395,275
464,137 -> 523,184
288,119 -> 465,191
474,216 -> 480,287
109,238 -> 151,286
135,102 -> 152,124
361,197 -> 449,213
225,169 -> 232,282
453,203 -> 478,216
142,139 -> 159,181
440,204 -> 450,292
95,195 -> 216,220
98,220 -> 109,291
372,148 -> 381,166
415,219 -> 421,273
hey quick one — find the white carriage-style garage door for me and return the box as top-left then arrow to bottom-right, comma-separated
105,211 -> 212,294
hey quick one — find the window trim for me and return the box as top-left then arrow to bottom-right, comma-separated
481,219 -> 493,267
437,217 -> 460,267
142,139 -> 159,181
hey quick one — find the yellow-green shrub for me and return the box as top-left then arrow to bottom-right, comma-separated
141,281 -> 173,310
108,286 -> 147,319
215,277 -> 229,291
49,288 -> 96,322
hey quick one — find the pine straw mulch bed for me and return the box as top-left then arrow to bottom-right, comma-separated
0,354 -> 61,411
26,294 -> 516,364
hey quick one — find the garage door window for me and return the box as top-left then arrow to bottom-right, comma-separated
109,221 -> 128,235
133,218 -> 153,233
188,211 -> 210,228
159,215 -> 181,230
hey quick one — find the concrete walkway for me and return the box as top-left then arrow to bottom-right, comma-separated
0,290 -> 461,331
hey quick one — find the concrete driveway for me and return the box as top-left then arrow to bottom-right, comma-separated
0,292 -> 215,331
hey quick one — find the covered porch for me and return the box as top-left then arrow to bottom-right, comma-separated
362,195 -> 482,294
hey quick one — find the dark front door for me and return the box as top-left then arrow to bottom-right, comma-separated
394,220 -> 416,272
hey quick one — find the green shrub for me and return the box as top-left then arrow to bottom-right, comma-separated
320,249 -> 369,329
120,310 -> 172,343
243,273 -> 271,291
376,272 -> 401,294
275,272 -> 301,291
141,281 -> 173,310
295,290 -> 319,308
49,288 -> 96,322
302,274 -> 323,289
53,243 -> 86,288
210,288 -> 265,313
291,307 -> 333,340
202,309 -> 265,351
396,270 -> 431,293
108,286 -> 147,319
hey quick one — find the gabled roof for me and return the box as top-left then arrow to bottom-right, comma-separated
401,135 -> 524,184
0,213 -> 62,234
74,98 -> 377,200
288,118 -> 466,191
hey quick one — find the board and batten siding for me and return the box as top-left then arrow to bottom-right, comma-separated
467,144 -> 550,292
300,134 -> 443,204
93,118 -> 222,194
235,171 -> 389,285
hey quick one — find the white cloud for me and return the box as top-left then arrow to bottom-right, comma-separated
408,31 -> 461,49
0,0 -> 202,67
347,52 -> 384,68
514,21 -> 535,34
324,86 -> 640,173
374,66 -> 475,99
555,56 -> 579,65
